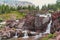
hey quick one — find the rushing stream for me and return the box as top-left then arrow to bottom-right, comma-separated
14,32 -> 18,38
44,20 -> 52,34
44,14 -> 52,34
35,13 -> 52,39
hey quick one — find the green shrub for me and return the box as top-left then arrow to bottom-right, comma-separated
0,18 -> 3,22
48,34 -> 53,38
41,34 -> 54,40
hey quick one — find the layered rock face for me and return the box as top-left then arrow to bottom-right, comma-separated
23,14 -> 50,32
51,11 -> 60,34
5,14 -> 51,33
35,15 -> 50,32
22,14 -> 35,31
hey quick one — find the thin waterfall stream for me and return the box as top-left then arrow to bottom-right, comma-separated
14,31 -> 18,38
22,30 -> 29,38
44,20 -> 52,34
44,14 -> 52,34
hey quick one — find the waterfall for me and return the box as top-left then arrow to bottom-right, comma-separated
44,20 -> 52,34
35,33 -> 42,38
37,13 -> 52,34
34,13 -> 52,39
22,30 -> 29,38
14,32 -> 18,38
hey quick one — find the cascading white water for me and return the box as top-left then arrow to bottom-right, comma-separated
44,20 -> 52,34
14,32 -> 18,38
35,33 -> 42,39
22,30 -> 29,38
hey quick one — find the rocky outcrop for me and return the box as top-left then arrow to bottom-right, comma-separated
23,14 -> 50,32
35,16 -> 50,32
51,11 -> 60,34
6,20 -> 17,28
5,14 -> 51,33
23,14 -> 35,31
6,19 -> 25,29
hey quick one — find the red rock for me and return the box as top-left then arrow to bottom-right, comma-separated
51,11 -> 60,34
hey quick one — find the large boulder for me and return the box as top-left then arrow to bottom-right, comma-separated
23,14 -> 50,32
6,20 -> 17,28
35,16 -> 50,32
23,14 -> 35,31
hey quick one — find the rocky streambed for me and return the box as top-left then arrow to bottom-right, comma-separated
0,11 -> 60,40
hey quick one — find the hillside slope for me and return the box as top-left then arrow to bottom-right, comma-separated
0,11 -> 26,21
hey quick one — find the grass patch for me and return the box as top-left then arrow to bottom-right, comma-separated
0,11 -> 26,20
40,34 -> 56,40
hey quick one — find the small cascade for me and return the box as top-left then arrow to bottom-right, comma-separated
35,33 -> 42,38
16,20 -> 19,22
34,33 -> 42,40
39,33 -> 43,37
14,32 -> 18,38
44,20 -> 52,34
22,30 -> 29,38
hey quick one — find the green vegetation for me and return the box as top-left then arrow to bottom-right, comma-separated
41,2 -> 60,12
17,5 -> 39,10
0,4 -> 39,21
41,34 -> 56,40
0,5 -> 16,14
0,11 -> 26,20
0,18 -> 3,22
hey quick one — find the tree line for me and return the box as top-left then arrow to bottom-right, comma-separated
0,5 -> 39,14
41,2 -> 60,12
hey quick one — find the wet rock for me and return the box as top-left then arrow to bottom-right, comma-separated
6,20 -> 17,28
